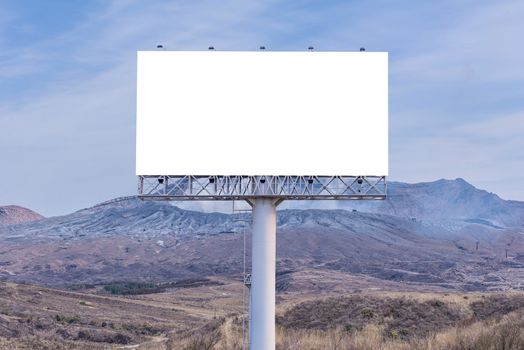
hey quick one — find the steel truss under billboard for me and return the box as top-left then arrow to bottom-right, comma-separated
138,175 -> 386,201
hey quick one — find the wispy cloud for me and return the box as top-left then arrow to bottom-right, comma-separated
390,110 -> 524,200
0,0 -> 284,215
394,0 -> 524,84
0,0 -> 523,215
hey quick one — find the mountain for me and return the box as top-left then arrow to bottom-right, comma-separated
0,197 -> 237,241
0,205 -> 44,225
0,179 -> 523,291
296,178 -> 524,229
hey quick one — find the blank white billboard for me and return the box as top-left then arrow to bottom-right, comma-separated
136,51 -> 388,176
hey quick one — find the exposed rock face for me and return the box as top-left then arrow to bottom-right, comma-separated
296,178 -> 524,228
0,205 -> 44,225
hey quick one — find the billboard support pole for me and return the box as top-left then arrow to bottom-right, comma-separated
250,198 -> 277,350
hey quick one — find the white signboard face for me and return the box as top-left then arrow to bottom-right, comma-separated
136,51 -> 388,176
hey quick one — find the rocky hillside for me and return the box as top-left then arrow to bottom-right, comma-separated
297,178 -> 524,228
0,179 -> 522,291
2,178 -> 522,241
0,197 -> 236,242
0,205 -> 44,225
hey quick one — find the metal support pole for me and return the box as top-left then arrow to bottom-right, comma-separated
250,198 -> 276,350
248,288 -> 252,348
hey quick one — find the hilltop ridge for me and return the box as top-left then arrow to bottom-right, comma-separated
0,205 -> 44,225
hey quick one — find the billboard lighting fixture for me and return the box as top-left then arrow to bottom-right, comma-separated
209,177 -> 215,183
259,46 -> 266,50
308,46 -> 314,51
357,178 -> 363,184
360,47 -> 366,52
208,46 -> 215,50
260,178 -> 266,184
156,44 -> 164,49
157,177 -> 164,184
307,179 -> 314,184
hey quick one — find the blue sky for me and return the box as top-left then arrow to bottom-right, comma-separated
1,0 -> 523,216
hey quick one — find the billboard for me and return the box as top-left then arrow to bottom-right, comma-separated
136,51 -> 388,176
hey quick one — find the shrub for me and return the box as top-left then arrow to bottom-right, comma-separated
103,282 -> 160,295
361,308 -> 375,318
54,314 -> 80,324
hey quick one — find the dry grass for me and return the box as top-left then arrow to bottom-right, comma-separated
273,315 -> 524,350
203,309 -> 523,350
2,280 -> 524,349
0,336 -> 111,350
277,295 -> 464,338
5,312 -> 524,350
172,294 -> 524,350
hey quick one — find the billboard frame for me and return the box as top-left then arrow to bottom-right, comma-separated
136,50 -> 388,177
138,175 -> 386,202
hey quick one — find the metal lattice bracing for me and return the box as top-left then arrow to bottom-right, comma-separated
138,175 -> 386,201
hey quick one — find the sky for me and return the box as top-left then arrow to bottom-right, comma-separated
0,0 -> 523,217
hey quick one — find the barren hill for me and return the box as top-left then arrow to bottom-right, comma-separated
0,179 -> 523,291
0,205 -> 44,225
297,178 -> 524,228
